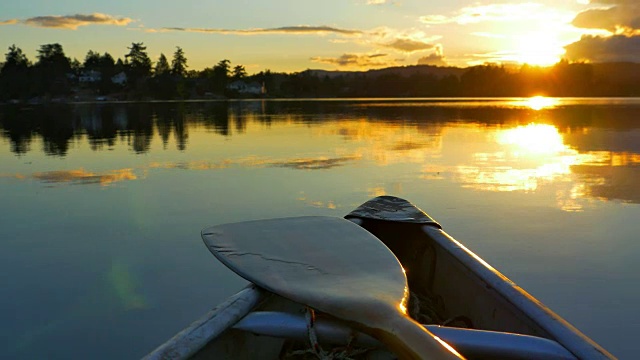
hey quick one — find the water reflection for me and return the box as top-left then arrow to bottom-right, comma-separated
270,155 -> 361,170
148,154 -> 362,171
458,124 -> 578,193
33,168 -> 138,186
2,100 -> 640,207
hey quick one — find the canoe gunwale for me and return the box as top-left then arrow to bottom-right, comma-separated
423,225 -> 615,360
143,284 -> 266,360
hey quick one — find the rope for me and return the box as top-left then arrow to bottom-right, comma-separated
284,307 -> 372,360
306,308 -> 329,359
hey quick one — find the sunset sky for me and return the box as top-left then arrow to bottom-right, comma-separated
1,1 -> 638,73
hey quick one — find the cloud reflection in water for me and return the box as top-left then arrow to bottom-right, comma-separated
31,168 -> 137,186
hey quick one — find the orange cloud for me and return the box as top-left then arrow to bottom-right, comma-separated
0,19 -> 19,25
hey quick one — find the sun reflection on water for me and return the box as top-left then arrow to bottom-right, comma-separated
526,96 -> 558,110
457,123 -> 586,209
497,123 -> 566,155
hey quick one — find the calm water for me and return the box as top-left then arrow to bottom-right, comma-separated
1,98 -> 638,359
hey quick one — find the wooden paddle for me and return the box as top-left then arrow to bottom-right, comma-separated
201,216 -> 464,360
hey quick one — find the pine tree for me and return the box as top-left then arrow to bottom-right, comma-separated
171,47 -> 188,77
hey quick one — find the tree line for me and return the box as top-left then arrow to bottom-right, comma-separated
0,42 -> 266,101
1,42 -> 639,101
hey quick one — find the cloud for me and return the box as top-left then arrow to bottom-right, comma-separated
310,53 -> 392,67
564,34 -> 640,62
19,13 -> 133,30
420,3 -> 553,25
419,15 -> 450,25
571,0 -> 640,34
417,44 -> 447,66
417,53 -> 447,66
156,25 -> 362,36
471,32 -> 507,39
0,19 -> 19,25
565,0 -> 640,62
381,38 -> 436,52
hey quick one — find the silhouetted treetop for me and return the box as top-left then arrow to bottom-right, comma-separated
171,47 -> 188,77
232,65 -> 247,80
125,42 -> 152,80
155,53 -> 170,75
3,45 -> 30,70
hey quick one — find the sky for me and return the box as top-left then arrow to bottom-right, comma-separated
1,0 -> 639,73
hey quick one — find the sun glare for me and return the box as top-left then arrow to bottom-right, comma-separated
497,124 -> 566,155
513,32 -> 564,66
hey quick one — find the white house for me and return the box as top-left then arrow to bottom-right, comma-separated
111,72 -> 127,85
227,80 -> 265,95
79,70 -> 102,83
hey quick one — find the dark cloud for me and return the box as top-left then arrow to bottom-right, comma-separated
310,53 -> 390,67
382,38 -> 435,52
565,34 -> 640,62
158,25 -> 362,36
417,53 -> 447,66
20,13 -> 132,29
417,45 -> 447,66
572,1 -> 640,33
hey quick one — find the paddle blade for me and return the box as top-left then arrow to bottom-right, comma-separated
201,216 -> 409,320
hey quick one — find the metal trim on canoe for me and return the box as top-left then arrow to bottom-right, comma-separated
423,226 -> 615,360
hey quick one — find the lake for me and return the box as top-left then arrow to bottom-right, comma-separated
1,98 -> 638,359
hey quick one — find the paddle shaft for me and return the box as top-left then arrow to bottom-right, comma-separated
374,314 -> 464,360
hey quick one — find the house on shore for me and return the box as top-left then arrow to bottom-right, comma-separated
79,70 -> 102,83
227,80 -> 265,96
111,72 -> 127,86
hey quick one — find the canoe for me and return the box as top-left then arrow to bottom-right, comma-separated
143,196 -> 615,360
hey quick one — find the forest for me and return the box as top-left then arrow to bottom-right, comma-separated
1,42 -> 639,101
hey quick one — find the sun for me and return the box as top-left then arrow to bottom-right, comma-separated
512,31 -> 565,66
